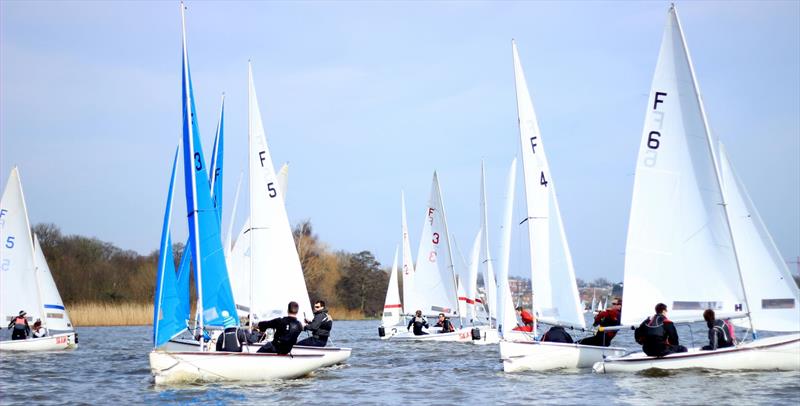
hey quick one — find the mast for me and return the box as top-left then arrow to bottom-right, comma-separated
180,2 -> 204,350
435,173 -> 463,327
247,61 -> 255,329
672,5 -> 755,337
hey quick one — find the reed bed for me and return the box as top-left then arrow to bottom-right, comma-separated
68,302 -> 153,326
67,303 -> 371,326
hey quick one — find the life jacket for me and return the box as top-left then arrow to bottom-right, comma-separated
217,327 -> 243,352
644,315 -> 667,341
711,319 -> 734,347
724,319 -> 736,343
13,317 -> 27,330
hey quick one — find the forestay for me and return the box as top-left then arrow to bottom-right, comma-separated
719,144 -> 800,332
382,246 -> 402,326
0,168 -> 45,329
245,63 -> 313,322
621,8 -> 747,326
512,41 -> 585,329
411,173 -> 459,317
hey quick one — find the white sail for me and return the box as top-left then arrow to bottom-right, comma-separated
497,158 -> 519,336
451,236 -> 473,321
400,191 -> 416,314
224,171 -> 244,259
621,8 -> 748,326
246,63 -> 313,322
719,144 -> 800,332
228,219 -> 251,315
513,41 -> 585,329
466,229 -> 483,323
0,168 -> 41,328
33,234 -> 72,331
276,162 -> 289,198
411,172 -> 459,317
479,161 -> 497,325
382,246 -> 402,326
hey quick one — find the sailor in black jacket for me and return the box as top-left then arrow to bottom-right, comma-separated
257,301 -> 303,354
297,300 -> 333,347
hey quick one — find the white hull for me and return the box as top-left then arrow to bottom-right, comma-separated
382,327 -> 484,343
593,333 -> 800,373
164,338 -> 351,368
149,350 -> 326,384
500,340 -> 626,372
0,332 -> 77,352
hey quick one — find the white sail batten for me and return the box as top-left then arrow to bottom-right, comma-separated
719,144 -> 800,332
0,168 -> 43,327
411,173 -> 459,317
246,63 -> 313,322
621,8 -> 748,326
33,234 -> 72,331
382,246 -> 402,326
512,41 -> 585,329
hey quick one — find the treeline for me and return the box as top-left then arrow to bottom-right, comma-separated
33,221 -> 390,318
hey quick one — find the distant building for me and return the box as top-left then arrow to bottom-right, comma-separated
508,277 -> 532,309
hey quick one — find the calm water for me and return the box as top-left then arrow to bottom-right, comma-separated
1,320 -> 798,405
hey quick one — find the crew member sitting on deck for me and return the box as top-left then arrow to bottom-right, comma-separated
257,301 -> 303,354
216,310 -> 247,352
32,320 -> 46,338
433,313 -> 455,333
298,300 -> 332,347
577,298 -> 622,347
512,306 -> 534,332
7,310 -> 30,340
541,325 -> 573,343
407,310 -> 429,335
701,309 -> 735,351
634,303 -> 687,357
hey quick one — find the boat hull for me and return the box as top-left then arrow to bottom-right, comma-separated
500,340 -> 626,372
382,327 -> 483,342
149,350 -> 326,384
164,338 -> 351,367
593,333 -> 800,373
0,332 -> 77,352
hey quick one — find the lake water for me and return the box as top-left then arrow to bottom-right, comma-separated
1,320 -> 798,405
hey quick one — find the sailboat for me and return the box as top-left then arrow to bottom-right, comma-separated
382,173 -> 478,342
594,5 -> 799,373
498,41 -> 626,371
148,3 -> 326,383
379,246 -> 403,334
0,167 -> 77,352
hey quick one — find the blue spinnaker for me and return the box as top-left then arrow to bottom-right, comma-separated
179,16 -> 238,328
153,147 -> 185,348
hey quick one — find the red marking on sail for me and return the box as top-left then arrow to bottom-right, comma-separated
384,304 -> 402,309
458,296 -> 475,304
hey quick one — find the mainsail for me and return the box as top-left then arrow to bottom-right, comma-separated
496,158 -> 519,335
400,191 -> 416,314
179,4 -> 237,329
410,173 -> 459,317
621,7 -> 748,326
479,162 -> 497,326
241,62 -> 313,322
381,246 -> 402,326
513,41 -> 585,329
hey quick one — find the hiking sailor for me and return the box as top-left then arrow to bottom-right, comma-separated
298,300 -> 332,347
407,310 -> 429,336
634,303 -> 688,356
257,301 -> 304,354
7,310 -> 30,340
701,309 -> 735,351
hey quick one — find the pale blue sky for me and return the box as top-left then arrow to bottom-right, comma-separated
1,1 -> 798,282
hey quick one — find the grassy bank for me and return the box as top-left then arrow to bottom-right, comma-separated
67,302 -> 371,327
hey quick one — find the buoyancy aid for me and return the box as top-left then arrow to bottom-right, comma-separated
13,316 -> 27,330
644,315 -> 667,342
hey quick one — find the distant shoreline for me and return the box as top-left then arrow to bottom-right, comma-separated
66,302 -> 371,327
